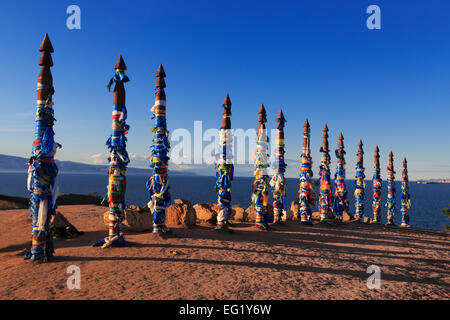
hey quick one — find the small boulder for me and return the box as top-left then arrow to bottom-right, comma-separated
282,209 -> 294,221
290,200 -> 300,220
245,204 -> 274,222
311,211 -> 321,220
124,206 -> 153,231
166,199 -> 196,228
103,206 -> 153,232
127,204 -> 141,212
231,205 -> 246,221
245,205 -> 256,222
50,211 -> 84,238
193,203 -> 217,224
342,210 -> 355,222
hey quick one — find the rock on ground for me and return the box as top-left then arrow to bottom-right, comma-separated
166,199 -> 196,228
103,200 -> 197,231
193,203 -> 218,224
50,211 -> 83,238
343,210 -> 355,222
103,206 -> 153,232
291,200 -> 301,220
245,204 -> 274,222
231,205 -> 246,221
282,208 -> 294,221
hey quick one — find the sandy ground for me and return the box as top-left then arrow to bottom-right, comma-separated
0,204 -> 448,300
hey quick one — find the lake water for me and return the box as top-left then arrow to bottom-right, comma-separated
1,172 -> 449,231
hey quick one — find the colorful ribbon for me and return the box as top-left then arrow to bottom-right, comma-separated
270,110 -> 286,223
400,158 -> 411,227
93,56 -> 129,247
25,34 -> 60,262
252,105 -> 270,230
318,124 -> 332,222
333,133 -> 348,221
146,65 -> 171,233
354,140 -> 366,221
298,119 -> 313,224
385,151 -> 396,225
372,146 -> 382,223
215,94 -> 234,230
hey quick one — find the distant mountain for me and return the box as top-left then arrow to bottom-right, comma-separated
0,154 -> 196,176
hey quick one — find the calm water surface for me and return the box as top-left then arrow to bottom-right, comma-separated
1,172 -> 449,231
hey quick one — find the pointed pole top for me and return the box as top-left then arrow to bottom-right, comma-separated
155,63 -> 166,88
38,33 -> 54,67
337,132 -> 344,148
403,157 -> 407,164
156,77 -> 166,89
258,104 -> 266,114
156,64 -> 166,77
322,124 -> 329,138
277,109 -> 286,129
388,151 -> 394,165
321,123 -> 329,150
373,145 -> 380,168
258,104 -> 267,124
277,109 -> 285,121
114,54 -> 127,70
222,93 -> 232,106
358,139 -> 363,147
304,118 -> 310,128
39,33 -> 54,53
388,151 -> 395,172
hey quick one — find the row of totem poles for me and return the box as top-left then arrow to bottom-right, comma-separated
24,34 -> 411,262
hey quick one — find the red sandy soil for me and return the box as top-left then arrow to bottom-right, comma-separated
0,204 -> 449,300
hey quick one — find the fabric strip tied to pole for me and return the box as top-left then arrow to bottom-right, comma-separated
318,124 -> 332,222
252,104 -> 271,230
24,34 -> 61,262
270,109 -> 287,223
93,55 -> 130,248
298,119 -> 313,224
146,64 -> 171,234
215,93 -> 234,231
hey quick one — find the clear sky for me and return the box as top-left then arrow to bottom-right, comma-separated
0,0 -> 449,180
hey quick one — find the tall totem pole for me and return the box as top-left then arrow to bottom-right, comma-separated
333,132 -> 348,221
25,34 -> 61,262
298,119 -> 313,224
94,55 -> 130,248
400,157 -> 411,227
252,104 -> 271,230
385,151 -> 396,225
270,109 -> 287,223
215,94 -> 234,231
371,146 -> 382,223
318,124 -> 332,222
354,140 -> 366,221
147,64 -> 172,234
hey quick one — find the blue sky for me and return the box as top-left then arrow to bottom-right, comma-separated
0,0 -> 449,180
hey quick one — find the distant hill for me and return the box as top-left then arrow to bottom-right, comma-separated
0,154 -> 196,176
